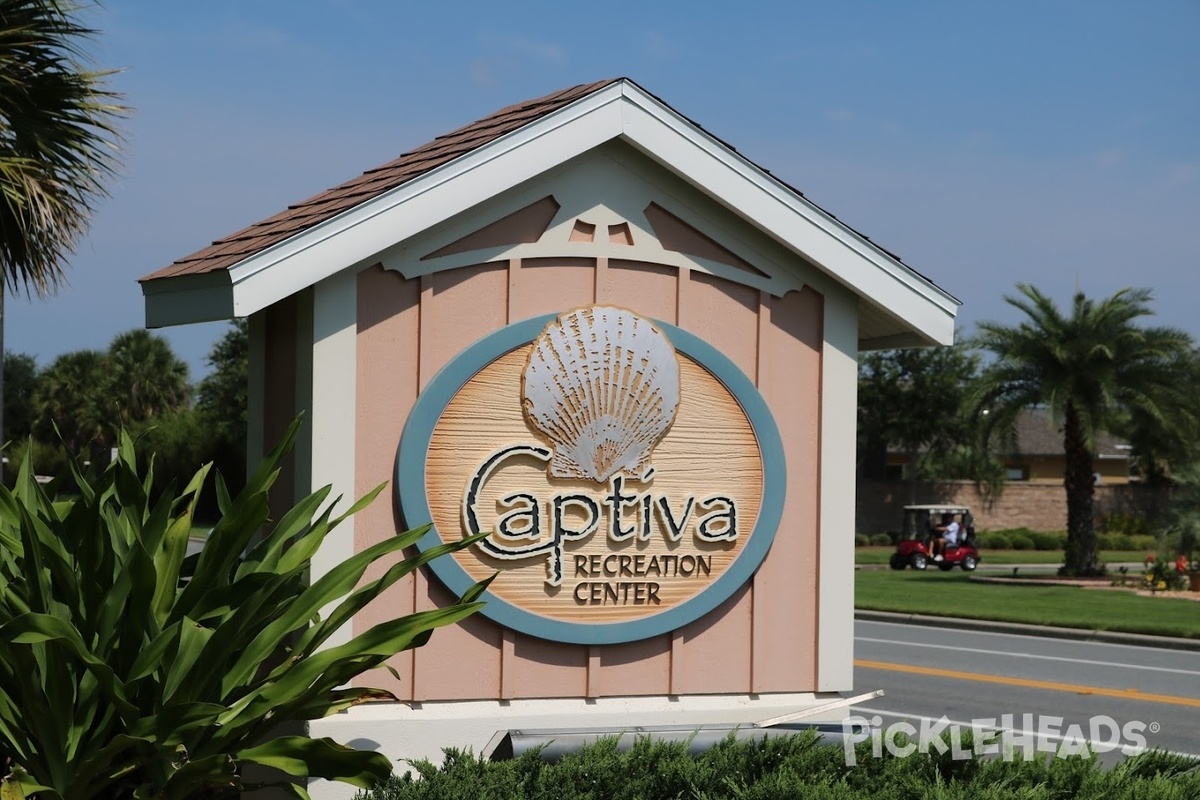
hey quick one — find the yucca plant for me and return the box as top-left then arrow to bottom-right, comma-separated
0,419 -> 488,799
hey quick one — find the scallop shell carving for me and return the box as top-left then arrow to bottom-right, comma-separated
523,306 -> 680,483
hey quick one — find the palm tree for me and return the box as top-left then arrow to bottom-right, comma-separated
32,348 -> 107,454
106,328 -> 190,426
971,285 -> 1197,576
196,318 -> 248,443
0,0 -> 124,444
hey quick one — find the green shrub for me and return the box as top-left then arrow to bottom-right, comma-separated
869,533 -> 892,546
1129,534 -> 1157,551
134,410 -> 246,524
855,533 -> 869,547
1009,534 -> 1035,550
977,532 -> 1010,549
0,420 -> 488,800
1,438 -> 68,486
1097,531 -> 1156,552
1102,534 -> 1122,550
1030,531 -> 1065,550
1100,512 -> 1146,535
358,731 -> 1200,800
994,527 -> 1035,540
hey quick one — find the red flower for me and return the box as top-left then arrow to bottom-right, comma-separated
1176,556 -> 1190,574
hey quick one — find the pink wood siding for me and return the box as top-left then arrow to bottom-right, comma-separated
354,266 -> 420,698
754,288 -> 823,691
411,264 -> 509,701
354,257 -> 823,701
510,258 -> 594,323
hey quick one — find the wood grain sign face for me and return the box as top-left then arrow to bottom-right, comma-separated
397,307 -> 785,644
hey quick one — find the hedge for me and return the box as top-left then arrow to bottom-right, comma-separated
970,532 -> 1162,552
973,530 -> 1158,552
1009,533 -> 1035,550
976,532 -> 1011,550
1096,533 -> 1157,552
359,731 -> 1200,800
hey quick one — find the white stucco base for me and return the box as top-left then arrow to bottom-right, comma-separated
308,692 -> 847,799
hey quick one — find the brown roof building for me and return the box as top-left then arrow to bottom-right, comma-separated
884,408 -> 1132,484
1002,408 -> 1131,483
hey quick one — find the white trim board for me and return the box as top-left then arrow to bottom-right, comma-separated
817,285 -> 858,691
308,271 -> 358,647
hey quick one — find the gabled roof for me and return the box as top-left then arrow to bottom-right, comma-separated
140,78 -> 959,347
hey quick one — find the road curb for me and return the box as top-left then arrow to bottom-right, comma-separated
855,609 -> 1200,652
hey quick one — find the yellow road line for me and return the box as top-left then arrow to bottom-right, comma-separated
855,659 -> 1200,709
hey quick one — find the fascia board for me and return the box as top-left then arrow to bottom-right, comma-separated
616,84 -> 958,346
227,85 -> 629,318
142,271 -> 234,328
859,330 -> 942,351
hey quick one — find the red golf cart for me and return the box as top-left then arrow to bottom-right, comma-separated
889,504 -> 980,571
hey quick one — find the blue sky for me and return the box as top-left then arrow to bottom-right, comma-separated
8,1 -> 1198,379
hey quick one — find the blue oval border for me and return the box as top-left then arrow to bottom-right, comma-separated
396,313 -> 786,645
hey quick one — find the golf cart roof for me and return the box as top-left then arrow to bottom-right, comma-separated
903,505 -> 971,514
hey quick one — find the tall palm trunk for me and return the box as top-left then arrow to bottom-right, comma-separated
1062,402 -> 1100,575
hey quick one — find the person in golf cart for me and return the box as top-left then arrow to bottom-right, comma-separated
930,512 -> 960,561
891,505 -> 979,570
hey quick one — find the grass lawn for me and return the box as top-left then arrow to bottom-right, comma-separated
855,546 -> 1148,565
856,570 -> 1200,639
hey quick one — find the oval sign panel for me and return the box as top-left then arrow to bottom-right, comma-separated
396,306 -> 785,645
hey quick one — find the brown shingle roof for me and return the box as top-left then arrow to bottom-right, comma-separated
886,408 -> 1130,457
140,79 -> 621,282
1011,408 -> 1129,457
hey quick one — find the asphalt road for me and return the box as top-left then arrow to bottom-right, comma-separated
849,619 -> 1200,760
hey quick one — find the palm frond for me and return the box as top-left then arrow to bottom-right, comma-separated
0,0 -> 127,296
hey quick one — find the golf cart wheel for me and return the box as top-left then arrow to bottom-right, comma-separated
909,553 -> 928,570
961,555 -> 978,571
889,553 -> 907,570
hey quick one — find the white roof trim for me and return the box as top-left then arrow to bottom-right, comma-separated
144,80 -> 958,345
